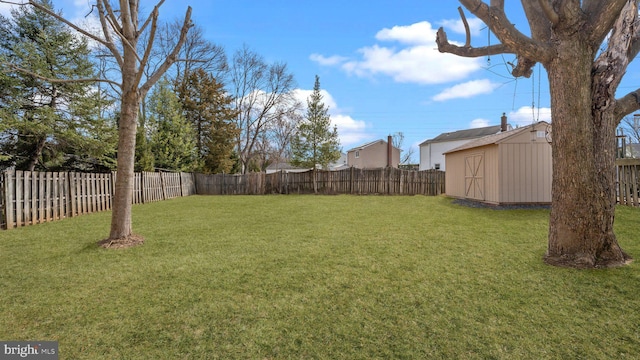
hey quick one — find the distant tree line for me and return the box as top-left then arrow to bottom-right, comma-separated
0,0 -> 317,175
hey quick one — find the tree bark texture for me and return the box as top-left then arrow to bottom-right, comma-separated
109,88 -> 139,239
544,36 -> 630,268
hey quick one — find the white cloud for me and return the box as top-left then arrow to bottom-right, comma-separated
342,44 -> 482,84
507,106 -> 552,127
312,20 -> 484,85
331,114 -> 370,149
432,79 -> 500,101
309,54 -> 348,66
292,89 -> 371,149
375,21 -> 435,45
470,118 -> 490,128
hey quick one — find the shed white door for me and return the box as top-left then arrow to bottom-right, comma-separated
465,153 -> 485,201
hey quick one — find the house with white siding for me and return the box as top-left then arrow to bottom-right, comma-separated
419,114 -> 512,171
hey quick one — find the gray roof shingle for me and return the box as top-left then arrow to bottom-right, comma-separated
420,125 -> 502,145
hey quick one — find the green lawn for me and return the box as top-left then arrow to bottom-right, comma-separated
1,195 -> 640,359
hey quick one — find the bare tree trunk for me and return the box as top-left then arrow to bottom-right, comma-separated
25,136 -> 46,171
313,168 -> 318,194
545,39 -> 630,268
109,88 -> 140,239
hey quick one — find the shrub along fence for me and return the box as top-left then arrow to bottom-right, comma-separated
0,170 -> 195,229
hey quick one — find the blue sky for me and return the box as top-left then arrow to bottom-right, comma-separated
7,1 -> 640,161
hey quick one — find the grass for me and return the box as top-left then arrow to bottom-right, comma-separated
1,195 -> 640,359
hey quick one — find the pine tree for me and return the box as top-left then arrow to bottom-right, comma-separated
0,0 -> 115,171
176,68 -> 238,173
147,79 -> 197,172
291,75 -> 341,192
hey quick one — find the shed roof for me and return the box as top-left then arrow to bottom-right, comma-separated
444,121 -> 550,154
420,125 -> 502,146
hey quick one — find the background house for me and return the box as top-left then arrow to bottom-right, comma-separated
419,113 -> 511,171
347,136 -> 400,168
329,153 -> 349,171
265,162 -> 309,174
444,121 -> 552,205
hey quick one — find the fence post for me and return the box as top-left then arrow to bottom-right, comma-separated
5,170 -> 15,229
3,170 -> 16,229
160,172 -> 167,200
0,170 -> 5,230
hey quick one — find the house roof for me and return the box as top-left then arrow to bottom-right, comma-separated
420,125 -> 502,146
347,139 -> 400,152
444,121 -> 550,154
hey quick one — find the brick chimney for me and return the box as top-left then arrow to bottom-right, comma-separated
387,135 -> 393,168
501,113 -> 508,132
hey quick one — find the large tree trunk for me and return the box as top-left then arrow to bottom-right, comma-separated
544,37 -> 630,268
106,26 -> 142,244
109,88 -> 140,240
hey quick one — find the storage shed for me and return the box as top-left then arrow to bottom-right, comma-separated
444,121 -> 552,205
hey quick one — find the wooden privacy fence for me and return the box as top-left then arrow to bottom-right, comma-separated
617,158 -> 640,207
196,168 -> 446,196
1,168 -> 441,230
0,170 -> 196,229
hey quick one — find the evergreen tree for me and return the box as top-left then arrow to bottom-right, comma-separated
176,68 -> 238,173
148,79 -> 197,172
291,75 -> 341,169
134,129 -> 154,172
291,75 -> 340,192
0,0 -> 115,171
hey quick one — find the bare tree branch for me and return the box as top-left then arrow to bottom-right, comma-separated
94,0 -> 123,67
2,62 -> 121,88
139,0 -> 165,35
538,0 -> 559,25
120,0 -> 133,36
0,0 -> 25,5
615,89 -> 640,122
586,0 -> 630,47
457,7 -> 471,48
139,6 -> 192,97
594,0 -> 637,116
457,0 -> 554,62
99,0 -> 122,35
436,0 -> 554,79
436,27 -> 512,56
134,6 -> 160,90
520,1 -> 553,43
98,0 -> 141,64
17,0 -> 109,48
